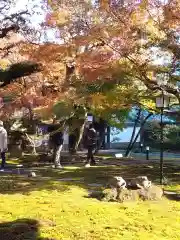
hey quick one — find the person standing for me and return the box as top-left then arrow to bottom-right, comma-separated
85,123 -> 97,167
48,120 -> 64,168
0,121 -> 8,170
51,130 -> 64,168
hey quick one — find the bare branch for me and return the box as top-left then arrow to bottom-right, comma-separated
0,24 -> 20,38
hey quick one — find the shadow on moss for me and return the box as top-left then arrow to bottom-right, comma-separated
0,218 -> 54,240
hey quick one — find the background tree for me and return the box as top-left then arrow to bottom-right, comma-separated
21,1 -> 179,104
40,0 -> 180,97
144,121 -> 180,151
16,0 -> 180,156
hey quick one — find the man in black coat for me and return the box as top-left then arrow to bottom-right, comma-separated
85,123 -> 97,166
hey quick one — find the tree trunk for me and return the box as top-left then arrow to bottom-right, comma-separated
27,106 -> 37,134
25,133 -> 37,155
70,113 -> 87,153
27,106 -> 39,154
125,108 -> 141,157
125,113 -> 153,157
74,118 -> 86,151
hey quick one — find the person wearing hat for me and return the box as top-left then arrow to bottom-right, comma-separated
0,121 -> 7,170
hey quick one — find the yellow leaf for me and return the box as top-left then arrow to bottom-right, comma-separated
0,59 -> 10,70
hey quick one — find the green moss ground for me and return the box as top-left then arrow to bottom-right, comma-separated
0,162 -> 179,240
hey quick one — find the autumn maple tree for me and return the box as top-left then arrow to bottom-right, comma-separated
0,0 -> 47,155
13,0 -> 179,152
21,0 -> 179,109
0,0 -> 45,118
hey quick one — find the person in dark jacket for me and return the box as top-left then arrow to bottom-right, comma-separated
85,123 -> 97,166
48,122 -> 64,168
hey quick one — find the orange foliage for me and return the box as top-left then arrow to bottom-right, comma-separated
99,0 -> 110,10
163,1 -> 180,29
16,0 -> 180,115
0,40 -> 64,119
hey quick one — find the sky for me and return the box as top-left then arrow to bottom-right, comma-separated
9,0 -> 59,43
11,0 -> 45,25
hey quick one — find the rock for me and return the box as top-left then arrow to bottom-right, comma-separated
138,185 -> 163,201
127,176 -> 151,190
115,153 -> 123,159
117,188 -> 140,202
99,184 -> 163,202
28,172 -> 36,177
107,176 -> 126,189
101,188 -> 117,202
85,163 -> 91,168
118,185 -> 163,202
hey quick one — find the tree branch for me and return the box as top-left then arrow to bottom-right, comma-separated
0,24 -> 20,38
0,61 -> 42,87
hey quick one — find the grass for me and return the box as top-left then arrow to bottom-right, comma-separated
0,159 -> 180,239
